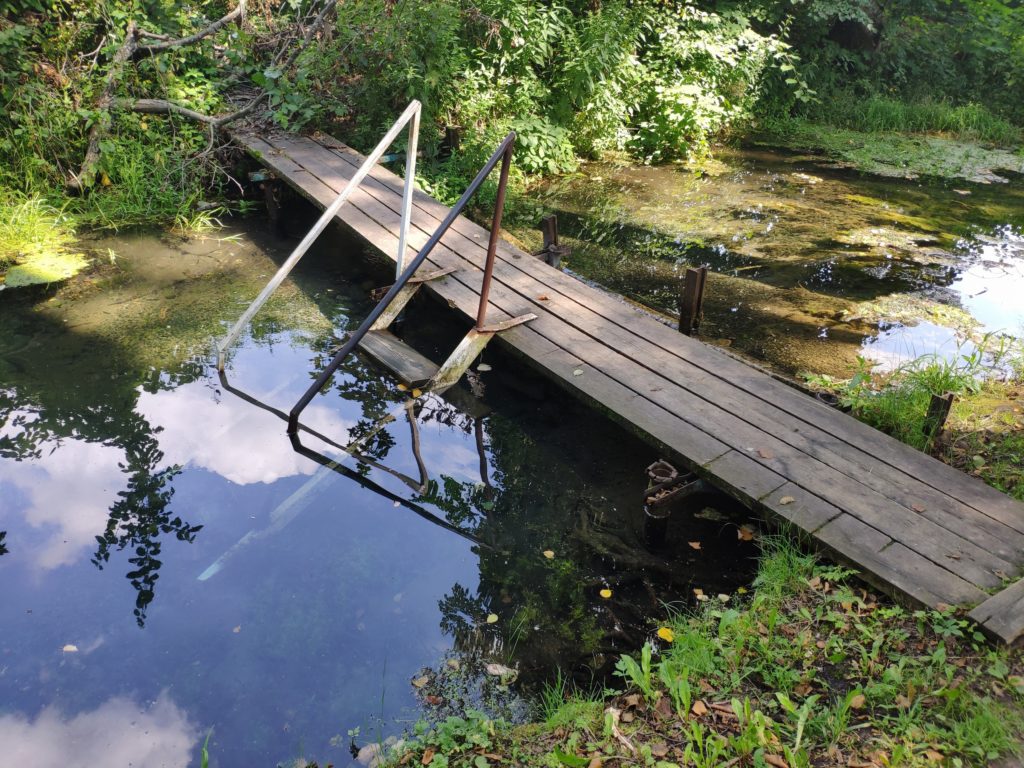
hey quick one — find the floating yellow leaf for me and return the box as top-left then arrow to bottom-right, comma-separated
412,676 -> 430,688
542,549 -> 555,559
656,627 -> 675,642
486,613 -> 499,624
61,644 -> 79,653
411,388 -> 422,398
599,588 -> 612,599
397,383 -> 408,391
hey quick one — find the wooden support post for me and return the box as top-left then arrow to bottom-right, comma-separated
678,266 -> 708,336
923,391 -> 955,441
262,179 -> 283,237
537,214 -> 568,268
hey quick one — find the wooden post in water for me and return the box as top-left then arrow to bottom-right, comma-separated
678,266 -> 708,336
923,391 -> 955,442
537,215 -> 568,268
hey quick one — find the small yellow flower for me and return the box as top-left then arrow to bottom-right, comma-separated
657,627 -> 675,643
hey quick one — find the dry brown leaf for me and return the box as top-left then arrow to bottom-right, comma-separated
424,694 -> 443,706
794,682 -> 813,696
650,743 -> 669,758
895,694 -> 911,709
924,749 -> 944,762
758,448 -> 775,459
688,541 -> 702,550
737,525 -> 755,541
912,503 -> 926,513
624,694 -> 641,708
412,676 -> 430,688
849,693 -> 866,709
603,707 -> 636,755
764,756 -> 788,768
421,746 -> 436,766
543,549 -> 555,559
620,711 -> 634,723
587,759 -> 603,768
779,495 -> 795,505
537,294 -> 550,301
691,699 -> 708,716
654,695 -> 673,720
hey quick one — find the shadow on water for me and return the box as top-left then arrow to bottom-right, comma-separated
509,147 -> 1024,378
0,207 -> 760,766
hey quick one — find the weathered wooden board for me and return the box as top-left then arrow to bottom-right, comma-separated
357,329 -> 439,386
235,129 -> 1024,643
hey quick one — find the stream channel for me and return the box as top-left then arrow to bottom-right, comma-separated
0,210 -> 757,767
2,145 -> 1022,767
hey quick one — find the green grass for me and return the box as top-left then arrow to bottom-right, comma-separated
801,94 -> 1023,146
806,336 -> 1024,500
0,193 -> 77,269
385,539 -> 1024,768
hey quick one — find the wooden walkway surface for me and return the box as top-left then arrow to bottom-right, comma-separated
236,129 -> 1024,645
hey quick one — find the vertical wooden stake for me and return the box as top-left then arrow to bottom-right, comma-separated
679,266 -> 708,336
923,391 -> 955,441
538,215 -> 567,268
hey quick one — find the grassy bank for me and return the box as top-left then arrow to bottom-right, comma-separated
379,539 -> 1024,768
806,338 -> 1024,503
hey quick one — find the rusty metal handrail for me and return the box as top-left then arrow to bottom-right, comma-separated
287,131 -> 516,434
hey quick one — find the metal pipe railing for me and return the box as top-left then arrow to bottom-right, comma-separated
287,131 -> 517,434
216,100 -> 422,371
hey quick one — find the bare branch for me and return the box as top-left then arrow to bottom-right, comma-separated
117,98 -> 220,124
133,0 -> 246,59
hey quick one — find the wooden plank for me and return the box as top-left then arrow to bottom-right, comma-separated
313,134 -> 1024,536
274,135 -> 1020,585
357,329 -> 439,386
309,137 -> 1024,552
968,580 -> 1024,646
815,514 -> 988,608
762,483 -> 842,534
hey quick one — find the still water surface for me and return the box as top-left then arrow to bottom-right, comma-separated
0,223 -> 757,767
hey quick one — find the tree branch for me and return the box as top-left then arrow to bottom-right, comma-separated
117,98 -> 220,124
133,0 -> 246,59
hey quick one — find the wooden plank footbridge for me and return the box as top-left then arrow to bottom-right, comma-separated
219,102 -> 1024,645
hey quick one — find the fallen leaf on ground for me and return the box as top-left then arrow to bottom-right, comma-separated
603,708 -> 636,754
587,759 -> 602,768
421,746 -> 436,766
650,743 -> 669,758
543,549 -> 555,559
486,613 -> 499,624
688,541 -> 702,550
912,503 -> 926,513
758,448 -> 775,459
657,627 -> 675,642
924,749 -> 944,762
624,694 -> 641,708
764,756 -> 788,768
411,676 -> 430,688
599,588 -> 612,599
537,294 -> 550,301
572,368 -> 584,376
793,682 -> 812,696
895,694 -> 911,709
691,700 -> 708,716
779,495 -> 795,505
849,693 -> 866,709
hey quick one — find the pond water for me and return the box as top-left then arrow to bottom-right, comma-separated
510,147 -> 1024,378
0,220 -> 759,767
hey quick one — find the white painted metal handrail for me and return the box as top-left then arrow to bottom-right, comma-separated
216,100 -> 422,371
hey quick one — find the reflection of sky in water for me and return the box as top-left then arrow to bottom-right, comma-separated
0,328 -> 485,767
0,693 -> 196,768
951,225 -> 1024,336
860,321 -> 972,372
